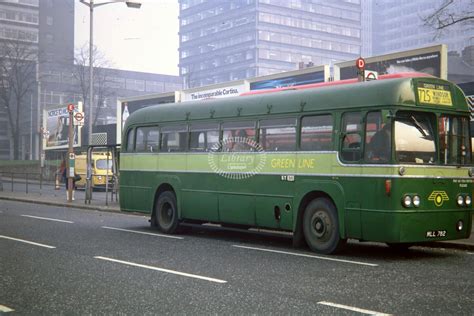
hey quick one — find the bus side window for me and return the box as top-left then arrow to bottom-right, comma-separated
259,118 -> 297,151
135,128 -> 145,152
190,123 -> 220,152
300,115 -> 333,151
126,128 -> 135,152
340,112 -> 362,162
364,111 -> 391,163
222,121 -> 256,152
135,126 -> 159,153
161,125 -> 188,152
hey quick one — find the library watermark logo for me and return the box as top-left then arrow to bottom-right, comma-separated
208,136 -> 266,180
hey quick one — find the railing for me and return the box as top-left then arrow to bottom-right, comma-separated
0,171 -> 119,206
0,171 -> 54,194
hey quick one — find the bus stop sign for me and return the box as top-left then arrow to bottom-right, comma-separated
356,57 -> 365,70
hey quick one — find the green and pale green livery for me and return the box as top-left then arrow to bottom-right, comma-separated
121,74 -> 473,254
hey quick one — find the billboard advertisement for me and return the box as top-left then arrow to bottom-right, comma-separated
43,103 -> 82,150
336,45 -> 447,80
250,70 -> 325,90
180,83 -> 248,102
117,92 -> 176,144
250,65 -> 329,90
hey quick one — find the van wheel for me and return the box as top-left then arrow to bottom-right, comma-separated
303,198 -> 346,254
153,191 -> 179,234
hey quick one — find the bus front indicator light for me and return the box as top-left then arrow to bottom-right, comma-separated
465,195 -> 471,206
413,195 -> 421,207
402,195 -> 412,208
456,220 -> 464,232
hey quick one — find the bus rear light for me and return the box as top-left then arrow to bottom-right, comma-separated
385,179 -> 391,196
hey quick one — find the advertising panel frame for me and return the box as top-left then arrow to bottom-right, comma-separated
335,45 -> 447,80
42,102 -> 83,151
116,92 -> 176,145
249,65 -> 330,90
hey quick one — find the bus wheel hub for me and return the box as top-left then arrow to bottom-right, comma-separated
312,212 -> 328,238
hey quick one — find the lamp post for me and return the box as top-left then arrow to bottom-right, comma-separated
79,0 -> 141,146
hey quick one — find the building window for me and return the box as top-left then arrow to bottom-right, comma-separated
145,81 -> 165,93
126,79 -> 145,91
45,33 -> 53,43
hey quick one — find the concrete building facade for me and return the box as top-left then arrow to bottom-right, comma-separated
372,0 -> 474,59
0,0 -> 181,160
0,0 -> 41,160
179,0 -> 364,88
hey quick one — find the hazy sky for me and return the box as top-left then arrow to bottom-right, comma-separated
74,0 -> 179,76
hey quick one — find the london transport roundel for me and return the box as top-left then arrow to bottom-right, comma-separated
74,112 -> 84,121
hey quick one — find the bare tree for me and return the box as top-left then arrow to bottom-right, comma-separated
72,44 -> 116,135
0,40 -> 38,160
423,0 -> 474,32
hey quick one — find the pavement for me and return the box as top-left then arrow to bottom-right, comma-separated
0,182 -> 473,251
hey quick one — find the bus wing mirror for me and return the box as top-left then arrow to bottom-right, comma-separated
382,110 -> 395,123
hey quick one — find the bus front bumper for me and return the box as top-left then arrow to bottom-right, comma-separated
359,210 -> 472,243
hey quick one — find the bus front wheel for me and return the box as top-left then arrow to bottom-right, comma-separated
154,191 -> 179,234
303,198 -> 346,254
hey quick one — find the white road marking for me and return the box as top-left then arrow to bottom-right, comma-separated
232,245 -> 378,267
468,252 -> 474,255
0,304 -> 14,312
0,235 -> 56,249
318,301 -> 392,315
102,226 -> 184,239
94,256 -> 226,284
21,214 -> 74,224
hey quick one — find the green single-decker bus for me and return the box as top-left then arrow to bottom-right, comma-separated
120,73 -> 473,254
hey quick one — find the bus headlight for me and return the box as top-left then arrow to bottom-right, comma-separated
413,195 -> 421,207
402,195 -> 412,208
456,220 -> 464,232
457,195 -> 465,206
465,195 -> 472,206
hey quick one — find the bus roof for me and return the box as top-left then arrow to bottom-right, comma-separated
124,74 -> 468,128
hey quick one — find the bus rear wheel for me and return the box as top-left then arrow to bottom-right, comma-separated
154,191 -> 179,234
303,198 -> 346,254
